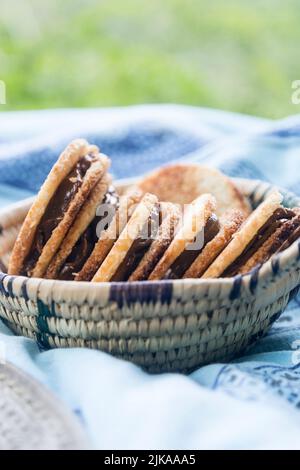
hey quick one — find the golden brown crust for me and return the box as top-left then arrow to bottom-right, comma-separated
148,194 -> 216,280
92,193 -> 158,282
202,191 -> 283,279
75,190 -> 143,282
8,139 -> 91,275
131,163 -> 251,217
184,210 -> 245,278
31,155 -> 110,278
238,212 -> 300,275
45,174 -> 111,280
129,203 -> 181,281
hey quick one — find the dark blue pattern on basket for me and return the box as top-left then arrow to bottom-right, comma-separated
229,275 -> 242,300
21,279 -> 30,302
109,281 -> 173,308
36,299 -> 53,334
35,299 -> 54,350
249,266 -> 260,294
0,275 -> 7,298
6,276 -> 16,298
36,332 -> 51,351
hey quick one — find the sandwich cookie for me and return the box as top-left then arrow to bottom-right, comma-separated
75,189 -> 143,282
128,202 -> 181,281
183,209 -> 245,279
8,139 -> 110,278
237,207 -> 300,275
203,191 -> 299,278
149,194 -> 220,280
130,163 -> 251,216
92,193 -> 160,282
45,174 -> 119,280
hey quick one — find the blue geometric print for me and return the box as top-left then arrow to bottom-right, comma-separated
218,158 -> 268,182
213,363 -> 300,409
0,123 -> 205,193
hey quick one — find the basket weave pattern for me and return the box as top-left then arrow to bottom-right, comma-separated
0,179 -> 300,373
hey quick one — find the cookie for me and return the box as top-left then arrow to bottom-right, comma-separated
130,163 -> 251,216
149,193 -> 219,280
237,209 -> 300,275
202,190 -> 295,278
75,189 -> 143,282
45,175 -> 119,280
183,209 -> 245,278
8,139 -> 110,278
128,202 -> 181,281
92,193 -> 159,282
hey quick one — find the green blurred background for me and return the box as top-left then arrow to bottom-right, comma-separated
0,0 -> 299,117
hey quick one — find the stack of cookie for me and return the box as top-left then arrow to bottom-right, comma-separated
8,140 -> 118,280
7,140 -> 300,282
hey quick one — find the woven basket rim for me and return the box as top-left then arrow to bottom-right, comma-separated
0,176 -> 299,297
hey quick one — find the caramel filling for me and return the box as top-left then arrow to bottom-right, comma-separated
111,205 -> 160,282
223,207 -> 295,277
22,155 -> 95,276
165,214 -> 220,279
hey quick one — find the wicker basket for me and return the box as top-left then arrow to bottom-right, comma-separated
0,178 -> 299,374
